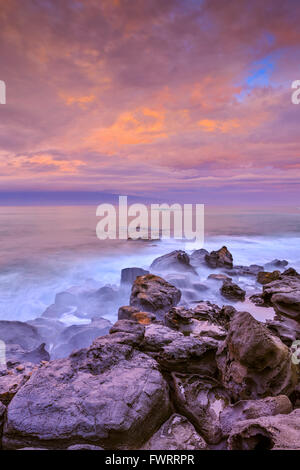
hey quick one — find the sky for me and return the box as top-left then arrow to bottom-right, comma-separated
0,0 -> 300,205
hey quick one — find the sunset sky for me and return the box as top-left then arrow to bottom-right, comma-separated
0,0 -> 299,205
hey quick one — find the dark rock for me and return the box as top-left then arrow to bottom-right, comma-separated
171,374 -> 231,444
257,270 -> 281,285
220,280 -> 246,301
249,293 -> 266,307
150,250 -> 196,274
220,395 -> 292,436
141,414 -> 208,450
130,274 -> 181,318
140,323 -> 219,375
120,267 -> 149,286
217,311 -> 298,400
190,249 -> 209,267
0,321 -> 43,351
228,409 -> 300,450
3,333 -> 170,450
205,246 -> 233,269
283,267 -> 299,276
0,400 -> 5,435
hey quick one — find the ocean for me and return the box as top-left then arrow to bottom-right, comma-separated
0,205 -> 300,323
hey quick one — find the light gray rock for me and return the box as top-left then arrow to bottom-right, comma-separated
141,414 -> 208,450
121,267 -> 149,286
150,250 -> 196,274
0,321 -> 43,351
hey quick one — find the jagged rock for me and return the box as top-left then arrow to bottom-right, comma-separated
130,274 -> 181,318
249,293 -> 266,307
0,364 -> 37,406
217,311 -> 298,400
0,321 -> 43,351
120,267 -> 149,286
257,271 -> 281,285
283,268 -> 299,276
171,374 -> 230,444
165,305 -> 227,341
205,246 -> 233,269
228,409 -> 300,450
220,280 -> 246,301
118,306 -> 156,324
265,259 -> 288,270
141,414 -> 208,450
51,318 -> 112,359
190,249 -> 209,267
220,395 -> 292,436
0,400 -> 5,432
266,316 -> 300,346
262,273 -> 300,322
150,250 -> 196,274
166,302 -> 235,331
140,323 -> 219,375
228,265 -> 263,277
3,332 -> 170,450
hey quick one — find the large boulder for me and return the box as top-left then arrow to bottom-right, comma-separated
141,414 -> 208,450
171,373 -> 230,444
219,395 -> 292,436
120,267 -> 149,286
262,273 -> 300,322
130,274 -> 181,318
3,331 -> 171,450
228,409 -> 300,450
150,250 -> 196,274
205,246 -> 233,269
190,249 -> 209,267
217,311 -> 298,400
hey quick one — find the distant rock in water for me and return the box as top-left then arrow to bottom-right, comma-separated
257,270 -> 281,285
205,246 -> 233,269
120,267 -> 149,286
0,321 -> 43,351
150,250 -> 196,274
130,274 -> 181,318
265,259 -> 288,270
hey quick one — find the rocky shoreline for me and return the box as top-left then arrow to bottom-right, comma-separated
0,246 -> 300,450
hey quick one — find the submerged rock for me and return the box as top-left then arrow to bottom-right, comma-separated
150,250 -> 196,274
228,409 -> 300,450
229,265 -> 263,277
0,321 -> 43,351
217,311 -> 298,400
190,249 -> 209,267
120,267 -> 149,286
141,414 -> 208,450
130,274 -> 181,318
205,246 -> 233,269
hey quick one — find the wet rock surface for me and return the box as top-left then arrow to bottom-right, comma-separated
150,250 -> 197,274
205,246 -> 233,269
220,280 -> 246,301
